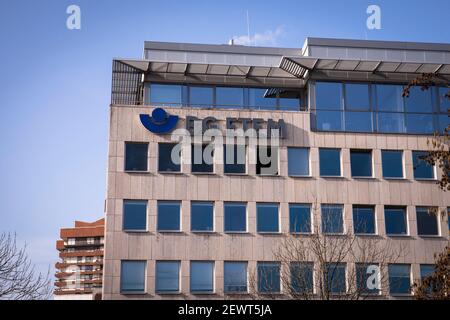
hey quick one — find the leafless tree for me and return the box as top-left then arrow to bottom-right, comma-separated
0,232 -> 52,300
249,201 -> 407,300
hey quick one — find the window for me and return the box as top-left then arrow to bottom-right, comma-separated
248,88 -> 277,110
416,207 -> 439,236
125,142 -> 148,172
257,203 -> 279,233
321,205 -> 344,234
191,144 -> 214,173
377,112 -> 406,133
288,148 -> 310,176
159,143 -> 181,172
224,202 -> 247,233
189,86 -> 213,107
257,262 -> 280,293
120,261 -> 146,293
345,83 -> 370,110
256,146 -> 278,175
191,202 -> 214,232
406,114 -> 434,134
420,264 -> 435,293
156,261 -> 180,293
325,263 -> 346,294
319,148 -> 341,177
190,261 -> 214,293
439,87 -> 450,112
382,150 -> 403,178
388,264 -> 411,295
350,150 -> 372,177
345,111 -> 373,132
157,201 -> 181,232
224,144 -> 246,174
404,86 -> 433,113
216,87 -> 244,108
353,206 -> 375,234
316,111 -> 343,131
356,263 -> 380,295
316,82 -> 342,110
149,84 -> 183,107
413,151 -> 435,179
279,90 -> 301,111
289,204 -> 311,233
123,200 -> 147,231
438,114 -> 450,133
224,262 -> 247,293
384,206 -> 408,236
290,262 -> 314,294
375,84 -> 404,112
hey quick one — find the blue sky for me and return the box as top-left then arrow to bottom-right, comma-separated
0,0 -> 449,276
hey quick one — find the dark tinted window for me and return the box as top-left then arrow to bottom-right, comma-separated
316,111 -> 343,131
377,113 -> 405,133
413,151 -> 434,179
382,150 -> 403,178
322,205 -> 343,234
439,87 -> 450,112
356,264 -> 380,294
416,207 -> 439,236
404,86 -> 433,113
345,112 -> 373,132
385,206 -> 407,235
325,263 -> 346,294
278,90 -> 301,111
256,146 -> 278,175
224,202 -> 246,232
125,143 -> 148,171
257,262 -> 280,293
159,143 -> 181,172
157,201 -> 181,231
191,202 -> 214,232
406,114 -> 434,134
156,261 -> 179,293
190,261 -> 214,293
375,84 -> 404,112
120,261 -> 146,293
290,262 -> 313,294
289,204 -> 311,233
123,200 -> 147,231
389,264 -> 411,295
257,203 -> 279,233
191,144 -> 214,173
288,148 -> 309,176
353,206 -> 375,234
189,86 -> 213,107
224,144 -> 246,174
216,87 -> 244,108
316,82 -> 342,110
319,148 -> 341,176
350,150 -> 372,177
224,262 -> 247,293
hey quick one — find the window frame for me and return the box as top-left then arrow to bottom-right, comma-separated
190,261 -> 215,294
289,203 -> 312,234
122,200 -> 148,232
257,262 -> 281,294
416,207 -> 440,237
158,143 -> 182,173
256,203 -> 280,234
388,264 -> 412,296
256,145 -> 279,176
381,150 -> 404,179
319,148 -> 342,177
224,202 -> 248,233
352,205 -> 376,235
412,151 -> 436,180
287,147 -> 311,177
350,149 -> 373,178
384,206 -> 409,237
157,200 -> 182,233
223,144 -> 247,175
190,201 -> 215,233
321,204 -> 344,235
124,142 -> 149,172
191,144 -> 215,174
120,260 -> 147,294
223,261 -> 248,294
155,261 -> 181,294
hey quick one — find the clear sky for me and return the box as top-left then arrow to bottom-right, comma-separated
0,0 -> 449,277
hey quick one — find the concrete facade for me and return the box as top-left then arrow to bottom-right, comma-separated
103,38 -> 450,300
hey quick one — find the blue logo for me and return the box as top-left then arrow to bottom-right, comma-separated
140,108 -> 179,134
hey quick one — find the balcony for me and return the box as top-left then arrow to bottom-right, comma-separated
54,288 -> 93,295
55,271 -> 75,279
59,249 -> 103,258
64,240 -> 103,247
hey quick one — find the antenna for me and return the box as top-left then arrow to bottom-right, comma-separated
246,10 -> 251,46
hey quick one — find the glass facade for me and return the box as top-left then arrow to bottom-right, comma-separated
146,83 -> 302,111
123,200 -> 147,231
314,82 -> 449,134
